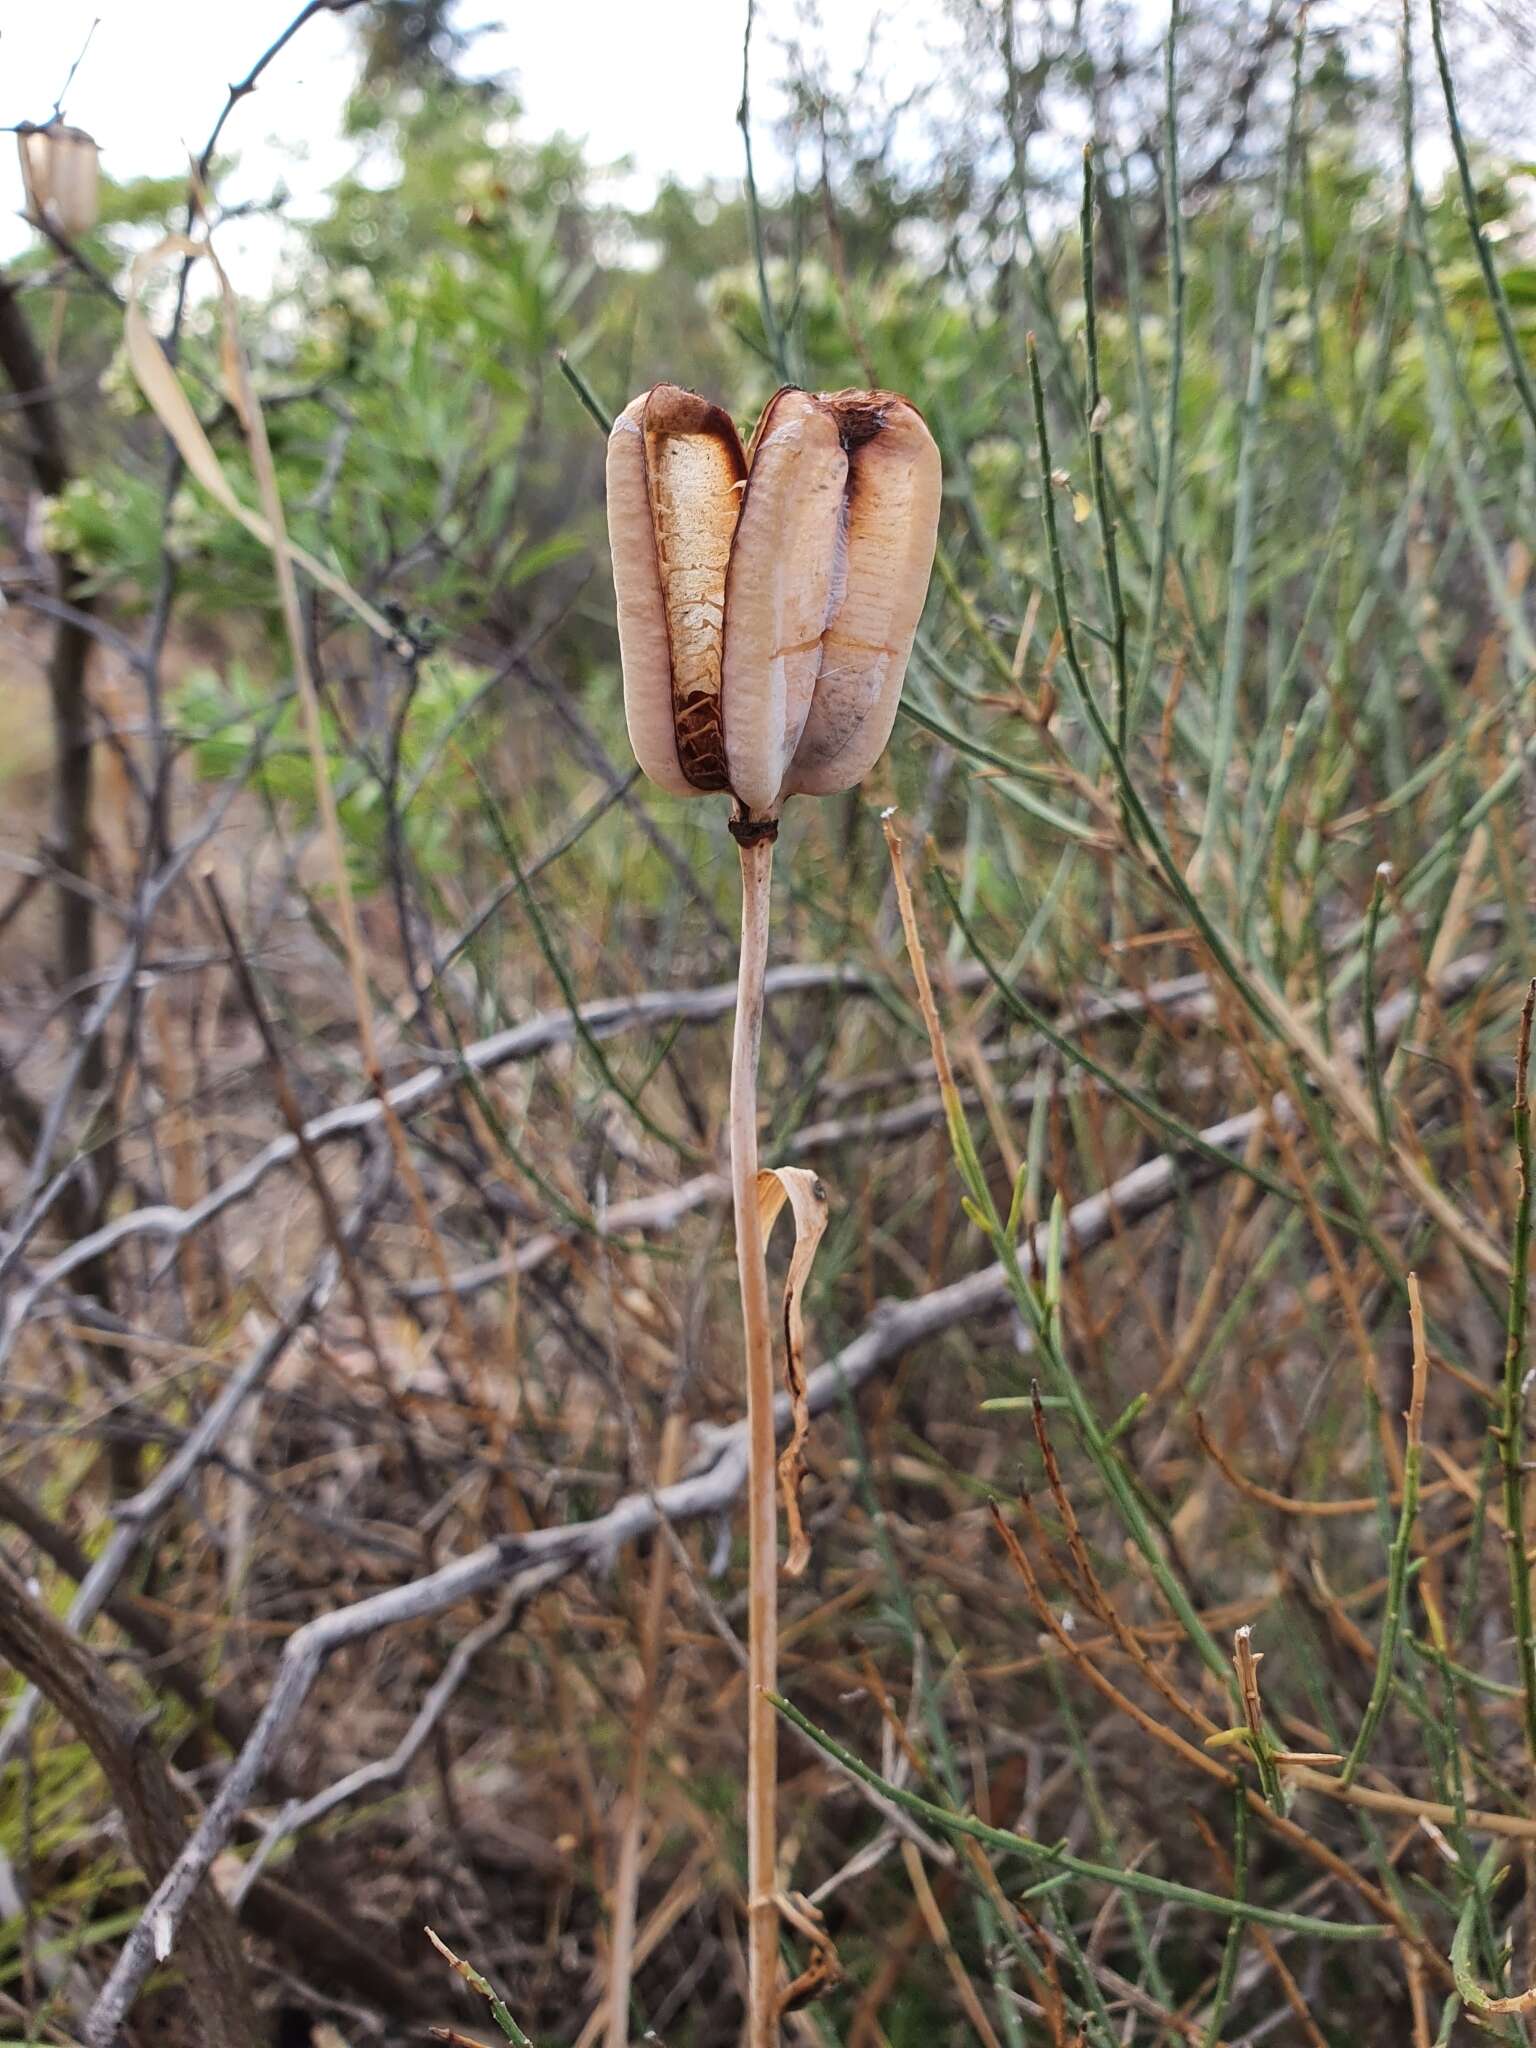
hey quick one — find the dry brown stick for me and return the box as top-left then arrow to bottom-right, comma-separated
0,1551 -> 261,2048
1193,1412 -> 1456,1520
601,1411 -> 687,2048
730,831 -> 782,2046
899,1839 -> 1005,2048
1278,1763 -> 1536,1842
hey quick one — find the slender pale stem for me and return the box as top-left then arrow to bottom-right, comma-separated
1501,982 -> 1536,1767
603,1410 -> 685,2048
731,830 -> 779,2045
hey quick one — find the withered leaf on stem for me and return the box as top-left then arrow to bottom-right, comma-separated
756,1166 -> 831,1577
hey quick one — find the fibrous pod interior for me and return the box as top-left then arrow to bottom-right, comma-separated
607,384 -> 746,796
644,387 -> 748,791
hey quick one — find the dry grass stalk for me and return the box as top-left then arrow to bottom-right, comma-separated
730,829 -> 783,2031
600,1409 -> 686,2048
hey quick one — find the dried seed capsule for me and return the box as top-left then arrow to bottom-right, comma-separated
18,124 -> 100,240
606,381 -> 940,822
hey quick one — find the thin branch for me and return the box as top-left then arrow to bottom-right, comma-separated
731,832 -> 780,2045
194,0 -> 366,187
232,1597 -> 518,1908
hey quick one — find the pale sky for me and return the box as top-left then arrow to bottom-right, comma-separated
0,1 -> 959,267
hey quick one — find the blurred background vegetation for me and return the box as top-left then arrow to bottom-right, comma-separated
5,1 -> 1536,2042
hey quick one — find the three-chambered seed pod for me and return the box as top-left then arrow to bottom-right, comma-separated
17,123 -> 101,240
606,382 -> 942,831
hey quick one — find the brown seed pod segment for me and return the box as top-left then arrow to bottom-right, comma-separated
606,385 -> 747,796
721,389 -> 848,818
645,385 -> 747,791
785,392 -> 942,798
607,392 -> 691,795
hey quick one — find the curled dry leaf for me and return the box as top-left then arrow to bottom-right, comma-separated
122,236 -> 402,650
755,1166 -> 830,1577
773,1891 -> 844,2015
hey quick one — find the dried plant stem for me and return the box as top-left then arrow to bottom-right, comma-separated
603,1411 -> 686,2048
732,831 -> 780,2045
1501,980 -> 1536,1766
1339,1270 -> 1429,1786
